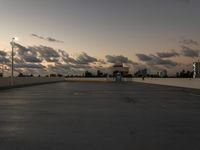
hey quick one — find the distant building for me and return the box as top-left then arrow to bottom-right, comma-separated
111,64 -> 129,77
193,61 -> 200,78
158,70 -> 168,78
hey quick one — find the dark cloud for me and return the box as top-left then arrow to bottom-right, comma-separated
15,44 -> 76,63
31,34 -> 45,40
37,46 -> 60,58
14,44 -> 40,64
15,44 -> 63,63
0,57 -> 10,63
181,46 -> 200,57
13,44 -> 99,75
76,52 -> 97,64
1,43 -> 186,76
105,55 -> 135,64
0,43 -> 101,75
31,45 -> 60,62
14,63 -> 45,69
70,64 -> 92,69
179,38 -> 199,46
149,55 -> 177,67
47,64 -> 70,75
13,44 -> 62,65
58,49 -> 76,63
14,43 -> 30,56
136,53 -> 177,67
136,54 -> 152,61
0,50 -> 10,63
46,37 -> 64,43
31,34 -> 64,43
157,51 -> 179,58
0,50 -> 7,56
23,56 -> 42,63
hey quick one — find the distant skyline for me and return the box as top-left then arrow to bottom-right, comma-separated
0,0 -> 200,75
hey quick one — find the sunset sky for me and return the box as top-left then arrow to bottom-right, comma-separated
0,0 -> 200,75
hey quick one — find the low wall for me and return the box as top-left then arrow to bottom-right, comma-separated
132,78 -> 200,89
0,77 -> 65,89
65,78 -> 114,82
65,77 -> 200,89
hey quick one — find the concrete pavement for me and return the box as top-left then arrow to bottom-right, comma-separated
0,82 -> 200,150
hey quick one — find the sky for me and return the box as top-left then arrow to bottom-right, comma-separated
0,0 -> 200,76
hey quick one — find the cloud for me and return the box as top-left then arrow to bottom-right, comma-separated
0,50 -> 10,63
14,63 -> 45,69
157,51 -> 179,58
13,44 -> 100,74
46,37 -> 64,43
58,49 -> 76,63
105,55 -> 135,64
47,64 -> 70,75
0,57 -> 10,63
2,43 -> 190,76
23,56 -> 42,63
14,43 -> 97,66
14,43 -> 30,56
15,44 -> 63,63
75,52 -> 97,64
179,38 -> 199,46
31,34 -> 45,40
31,45 -> 60,62
31,34 -> 64,43
181,46 -> 200,57
0,50 -> 7,57
0,43 -> 101,75
136,54 -> 152,61
14,43 -> 40,63
136,53 -> 177,68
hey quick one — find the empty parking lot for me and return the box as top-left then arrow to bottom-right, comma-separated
0,82 -> 200,150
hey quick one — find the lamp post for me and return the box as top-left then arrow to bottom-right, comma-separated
11,37 -> 17,86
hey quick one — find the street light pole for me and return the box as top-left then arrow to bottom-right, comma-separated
11,38 -> 15,86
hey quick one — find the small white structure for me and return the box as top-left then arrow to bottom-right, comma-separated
193,61 -> 200,78
111,64 -> 129,77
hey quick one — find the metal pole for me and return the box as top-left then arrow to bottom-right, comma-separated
11,38 -> 14,86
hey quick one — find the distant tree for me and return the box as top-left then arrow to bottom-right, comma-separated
180,70 -> 186,77
57,74 -> 63,77
97,70 -> 103,77
85,71 -> 93,77
176,72 -> 180,78
176,70 -> 193,78
134,69 -> 147,77
103,73 -> 108,77
18,72 -> 24,77
50,74 -> 57,77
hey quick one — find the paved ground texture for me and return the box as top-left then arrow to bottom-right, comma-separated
0,82 -> 200,150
